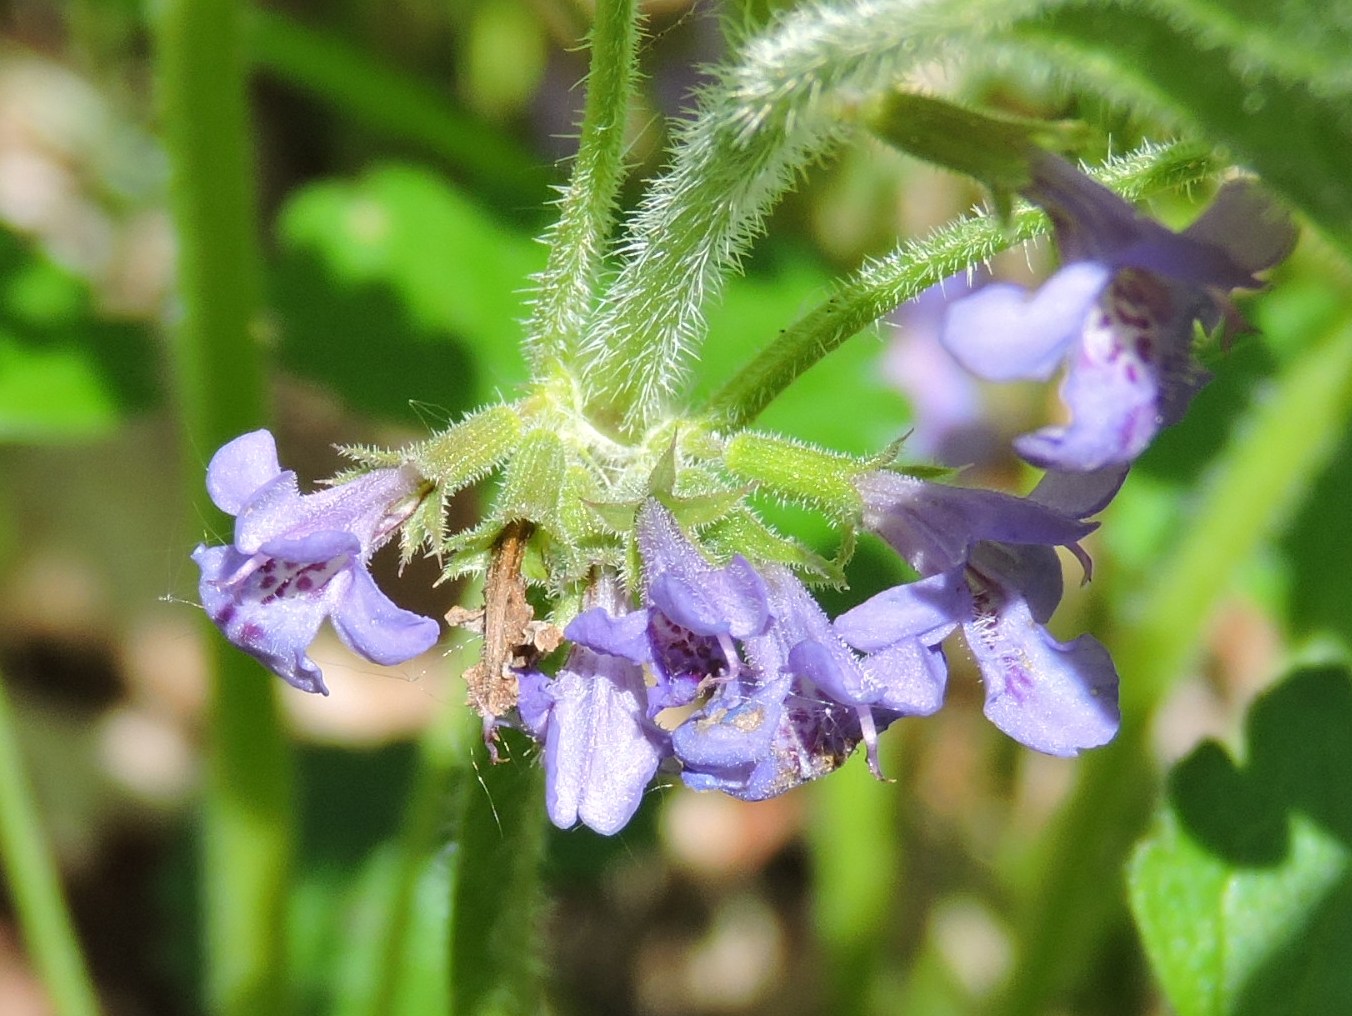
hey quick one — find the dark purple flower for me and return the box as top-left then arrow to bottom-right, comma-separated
518,576 -> 666,835
940,153 -> 1296,471
836,471 -> 1120,756
192,429 -> 440,694
674,564 -> 945,798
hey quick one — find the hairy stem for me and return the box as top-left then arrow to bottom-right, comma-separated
526,0 -> 643,373
582,0 -> 1015,431
703,141 -> 1215,430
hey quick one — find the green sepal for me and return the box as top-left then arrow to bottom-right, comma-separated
582,497 -> 640,535
496,427 -> 569,533
863,438 -> 962,483
865,91 -> 1088,195
547,464 -> 624,587
701,508 -> 848,586
725,431 -> 864,522
397,485 -> 449,566
408,402 -> 523,496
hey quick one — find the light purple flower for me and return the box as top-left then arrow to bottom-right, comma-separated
567,500 -> 772,711
192,429 -> 440,694
941,153 -> 1296,471
517,576 -> 666,835
836,471 -> 1120,756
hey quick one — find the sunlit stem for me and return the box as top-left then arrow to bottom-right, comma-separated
525,0 -> 642,376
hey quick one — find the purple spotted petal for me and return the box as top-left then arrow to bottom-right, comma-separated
195,432 -> 439,693
855,472 -> 1095,575
964,592 -> 1119,757
206,429 -> 283,515
940,262 -> 1110,382
193,543 -> 332,695
535,648 -> 664,836
331,566 -> 440,665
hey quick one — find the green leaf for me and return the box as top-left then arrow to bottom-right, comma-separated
272,164 -> 544,421
0,228 -> 158,442
1014,1 -> 1352,259
1129,665 -> 1352,1016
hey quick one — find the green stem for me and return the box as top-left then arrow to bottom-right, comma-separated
155,0 -> 293,1011
993,310 -> 1352,1015
703,142 -> 1215,430
525,0 -> 642,373
244,9 -> 548,210
0,672 -> 101,1016
447,728 -> 548,1016
807,751 -> 905,1015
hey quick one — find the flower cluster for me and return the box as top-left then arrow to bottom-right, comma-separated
513,490 -> 1116,834
190,154 -> 1291,836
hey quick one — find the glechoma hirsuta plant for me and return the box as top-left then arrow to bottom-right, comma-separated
195,0 -> 1294,837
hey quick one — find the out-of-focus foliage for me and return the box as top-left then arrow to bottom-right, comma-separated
1130,665 -> 1352,1016
0,227 -> 157,441
272,166 -> 542,421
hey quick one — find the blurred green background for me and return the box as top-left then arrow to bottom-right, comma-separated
2,0 -> 1351,1014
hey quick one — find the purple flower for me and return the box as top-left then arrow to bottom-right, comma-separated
517,576 -> 666,835
940,153 -> 1296,471
558,501 -> 944,805
568,500 -> 772,711
836,471 -> 1120,756
192,429 -> 440,695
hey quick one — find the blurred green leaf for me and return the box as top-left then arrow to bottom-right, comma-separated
694,254 -> 912,455
0,228 -> 158,442
247,9 -> 550,210
1128,664 -> 1352,1016
1013,0 -> 1352,260
272,164 -> 544,421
